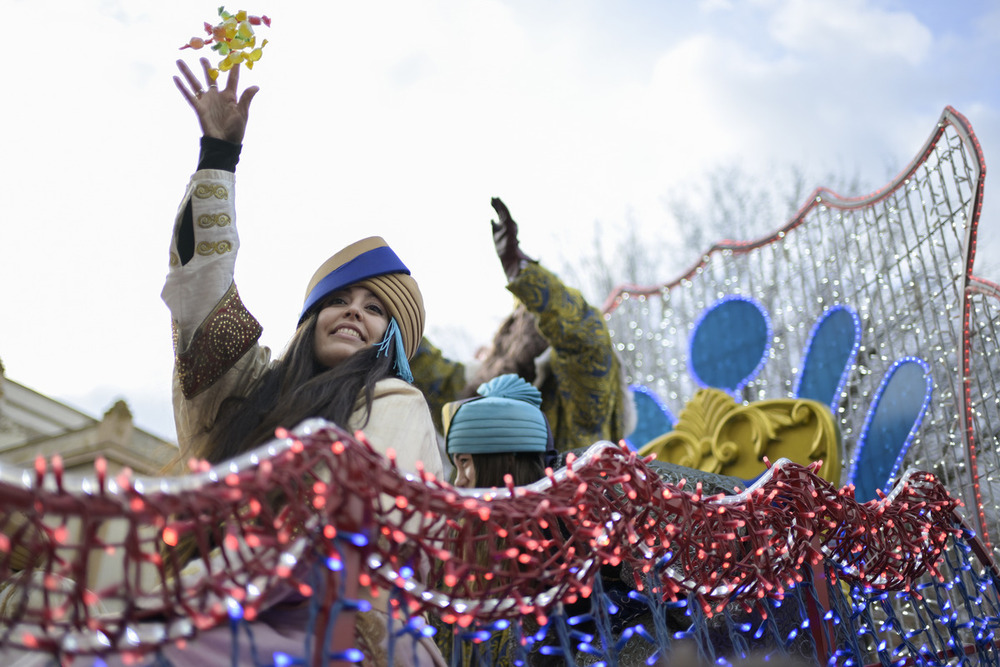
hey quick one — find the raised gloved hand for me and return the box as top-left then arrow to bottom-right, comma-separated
491,197 -> 536,282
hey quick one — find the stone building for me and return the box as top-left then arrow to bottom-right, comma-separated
0,360 -> 176,476
0,358 -> 179,618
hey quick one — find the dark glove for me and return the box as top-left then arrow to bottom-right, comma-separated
491,197 -> 536,282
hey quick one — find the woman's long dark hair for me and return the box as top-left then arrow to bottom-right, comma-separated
468,451 -> 546,489
199,313 -> 397,463
165,313 -> 398,572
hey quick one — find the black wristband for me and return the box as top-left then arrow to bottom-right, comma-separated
197,137 -> 242,172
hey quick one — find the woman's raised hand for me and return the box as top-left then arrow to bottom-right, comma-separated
174,57 -> 259,144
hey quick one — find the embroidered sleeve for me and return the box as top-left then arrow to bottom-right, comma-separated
174,283 -> 263,398
162,169 -> 241,345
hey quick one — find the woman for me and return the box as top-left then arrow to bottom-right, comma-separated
442,374 -> 551,489
433,375 -> 551,665
160,58 -> 446,666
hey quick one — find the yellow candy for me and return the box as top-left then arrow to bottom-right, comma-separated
182,7 -> 271,73
218,51 -> 244,71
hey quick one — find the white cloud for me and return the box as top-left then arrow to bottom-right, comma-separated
767,0 -> 933,65
698,0 -> 737,11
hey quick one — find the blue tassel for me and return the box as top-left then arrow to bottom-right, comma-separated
374,318 -> 414,383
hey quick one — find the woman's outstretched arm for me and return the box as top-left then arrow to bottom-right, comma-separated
164,58 -> 269,457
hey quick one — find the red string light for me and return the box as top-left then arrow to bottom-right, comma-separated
0,420 -> 965,658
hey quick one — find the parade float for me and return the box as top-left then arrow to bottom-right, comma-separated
0,13 -> 998,662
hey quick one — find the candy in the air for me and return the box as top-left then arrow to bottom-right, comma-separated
179,7 -> 271,80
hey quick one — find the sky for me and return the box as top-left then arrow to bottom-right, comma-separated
1,0 -> 998,444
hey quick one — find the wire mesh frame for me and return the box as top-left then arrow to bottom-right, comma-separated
601,106 -> 995,551
966,279 -> 1000,559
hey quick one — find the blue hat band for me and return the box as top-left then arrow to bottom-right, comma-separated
300,246 -> 410,321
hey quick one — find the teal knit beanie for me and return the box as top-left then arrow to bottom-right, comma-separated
444,374 -> 549,455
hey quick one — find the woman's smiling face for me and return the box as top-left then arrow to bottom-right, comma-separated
313,286 -> 389,368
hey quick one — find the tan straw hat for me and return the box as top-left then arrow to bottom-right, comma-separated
300,237 -> 424,359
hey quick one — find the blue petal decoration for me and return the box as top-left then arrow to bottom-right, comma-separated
689,296 -> 771,394
624,384 -> 675,450
795,305 -> 861,409
848,357 -> 933,502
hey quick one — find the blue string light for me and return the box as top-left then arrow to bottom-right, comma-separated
338,530 -> 369,548
226,597 -> 244,621
329,648 -> 364,663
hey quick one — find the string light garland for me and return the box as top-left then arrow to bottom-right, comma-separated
0,419 -> 991,665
